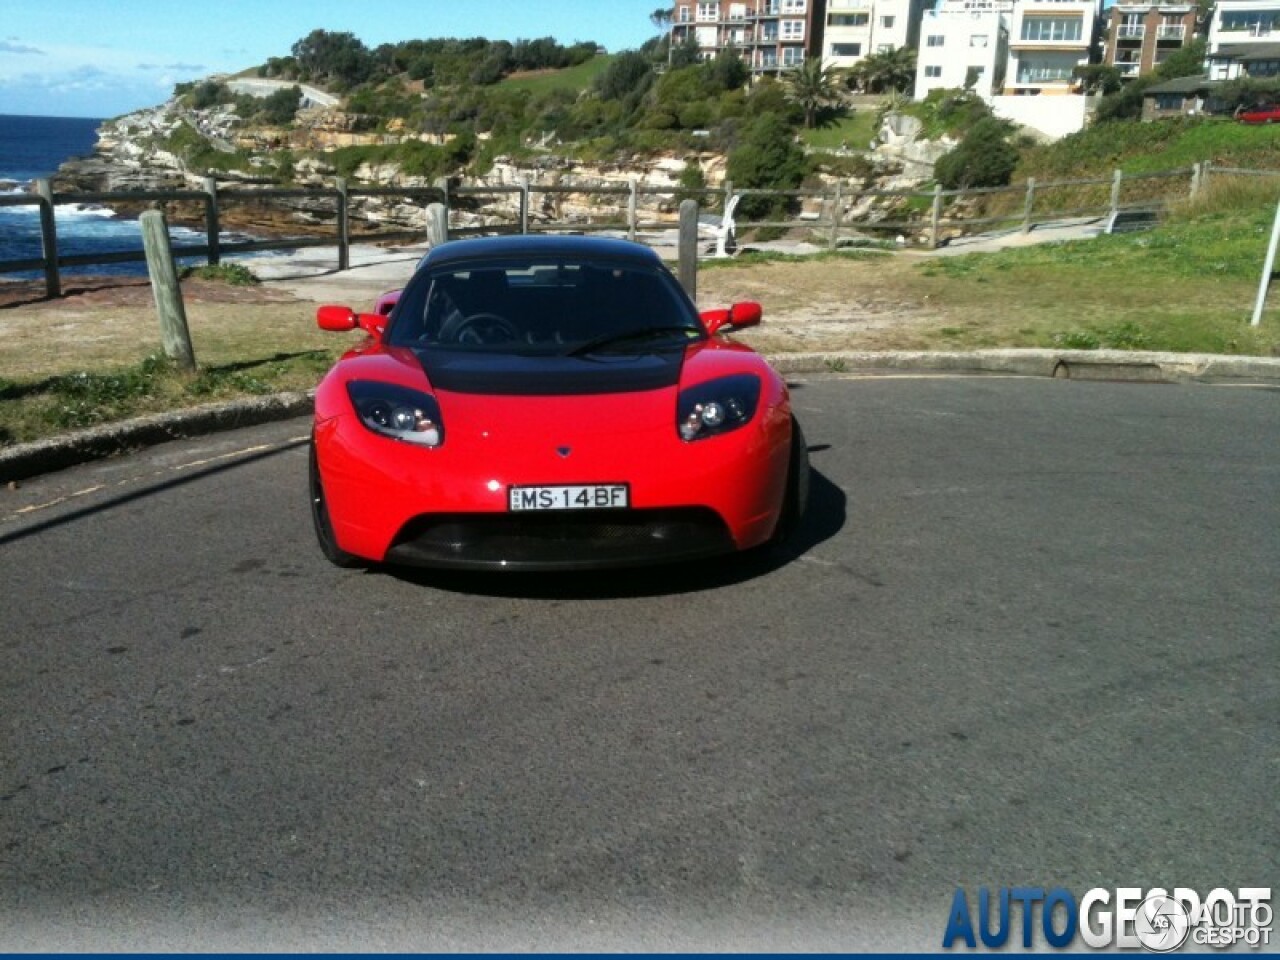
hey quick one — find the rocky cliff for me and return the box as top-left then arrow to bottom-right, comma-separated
53,97 -> 944,241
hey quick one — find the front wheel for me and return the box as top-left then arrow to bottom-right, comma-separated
770,415 -> 811,546
309,440 -> 362,568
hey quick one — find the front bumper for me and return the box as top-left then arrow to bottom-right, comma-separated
314,399 -> 790,570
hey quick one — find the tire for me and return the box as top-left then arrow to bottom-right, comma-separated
770,415 -> 811,546
309,439 -> 362,568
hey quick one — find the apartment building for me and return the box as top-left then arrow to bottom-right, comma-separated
670,0 -> 827,72
914,0 -> 1012,99
1103,3 -> 1199,79
1003,0 -> 1103,94
822,0 -> 930,67
1207,0 -> 1280,52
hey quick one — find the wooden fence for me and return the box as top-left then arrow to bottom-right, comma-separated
3,163 -> 1278,299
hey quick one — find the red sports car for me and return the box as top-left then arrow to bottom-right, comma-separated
309,235 -> 809,570
1237,104 -> 1280,124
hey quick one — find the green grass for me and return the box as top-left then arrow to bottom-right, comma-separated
800,110 -> 880,152
0,351 -> 338,447
912,203 -> 1280,355
498,55 -> 614,95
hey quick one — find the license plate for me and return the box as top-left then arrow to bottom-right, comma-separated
508,483 -> 629,512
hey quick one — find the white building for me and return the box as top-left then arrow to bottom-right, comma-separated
1207,0 -> 1280,54
1003,0 -> 1102,94
823,0 -> 930,69
913,0 -> 1013,100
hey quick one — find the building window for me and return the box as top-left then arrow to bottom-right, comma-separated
1016,62 -> 1075,82
1154,93 -> 1185,110
678,5 -> 692,23
782,19 -> 805,40
829,13 -> 869,27
782,46 -> 805,65
1221,11 -> 1280,34
927,34 -> 945,46
881,15 -> 896,29
877,43 -> 893,53
1020,16 -> 1083,42
781,0 -> 807,11
831,42 -> 863,56
696,2 -> 719,22
970,33 -> 989,47
924,65 -> 943,77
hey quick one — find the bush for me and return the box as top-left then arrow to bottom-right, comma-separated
934,117 -> 1019,189
726,112 -> 809,218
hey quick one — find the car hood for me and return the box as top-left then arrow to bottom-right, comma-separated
411,345 -> 684,396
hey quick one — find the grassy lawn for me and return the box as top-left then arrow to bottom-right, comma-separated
801,110 -> 881,152
499,56 -> 614,95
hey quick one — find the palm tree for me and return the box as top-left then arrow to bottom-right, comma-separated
786,57 -> 840,128
857,47 -> 917,95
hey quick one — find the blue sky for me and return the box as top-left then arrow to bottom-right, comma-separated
0,0 -> 668,118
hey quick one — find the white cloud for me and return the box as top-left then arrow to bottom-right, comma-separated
0,40 -> 44,55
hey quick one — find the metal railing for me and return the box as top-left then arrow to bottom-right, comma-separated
1,162 -> 1273,298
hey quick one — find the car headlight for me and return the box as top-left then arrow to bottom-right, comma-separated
677,374 -> 760,441
347,381 -> 444,447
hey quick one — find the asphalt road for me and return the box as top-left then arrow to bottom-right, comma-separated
1,376 -> 1276,951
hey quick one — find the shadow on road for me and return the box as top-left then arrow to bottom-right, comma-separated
382,463 -> 846,600
0,440 -> 307,548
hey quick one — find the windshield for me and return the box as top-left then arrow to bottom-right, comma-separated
386,258 -> 703,354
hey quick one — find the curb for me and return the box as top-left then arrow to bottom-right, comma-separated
0,392 -> 314,484
2,350 -> 1277,484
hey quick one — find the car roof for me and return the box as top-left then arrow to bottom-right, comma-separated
420,234 -> 663,270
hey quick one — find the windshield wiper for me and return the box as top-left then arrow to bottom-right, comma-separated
565,325 -> 701,357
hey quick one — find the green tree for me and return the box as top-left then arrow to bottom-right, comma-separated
1155,38 -> 1206,80
1073,64 -> 1123,95
786,57 -> 840,128
258,85 -> 303,125
290,29 -> 373,89
853,46 -> 916,94
595,51 -> 655,101
933,116 -> 1019,189
726,112 -> 809,217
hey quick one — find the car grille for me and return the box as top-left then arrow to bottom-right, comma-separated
385,508 -> 735,570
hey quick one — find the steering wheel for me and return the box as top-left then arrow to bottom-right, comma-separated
451,312 -> 518,345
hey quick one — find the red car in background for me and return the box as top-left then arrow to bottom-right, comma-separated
1236,104 -> 1280,124
309,235 -> 809,571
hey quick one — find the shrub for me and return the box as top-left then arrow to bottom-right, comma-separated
934,117 -> 1019,189
726,112 -> 809,218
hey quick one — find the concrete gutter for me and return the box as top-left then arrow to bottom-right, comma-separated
2,350 -> 1277,484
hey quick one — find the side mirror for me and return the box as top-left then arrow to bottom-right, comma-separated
317,305 -> 357,331
701,301 -> 763,336
317,305 -> 385,336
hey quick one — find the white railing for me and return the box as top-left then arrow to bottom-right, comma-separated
1118,25 -> 1145,38
1157,24 -> 1185,39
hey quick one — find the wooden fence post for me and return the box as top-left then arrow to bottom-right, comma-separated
519,177 -> 530,235
35,179 -> 60,299
426,203 -> 448,247
1190,162 -> 1202,201
722,180 -> 733,215
335,177 -> 350,272
628,178 -> 638,242
203,176 -> 220,266
678,199 -> 698,301
139,209 -> 196,372
929,183 -> 943,249
1109,168 -> 1123,219
1022,177 -> 1037,235
829,181 -> 843,251
434,176 -> 450,223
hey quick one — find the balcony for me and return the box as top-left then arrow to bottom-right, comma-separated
1157,24 -> 1185,39
1117,24 -> 1145,38
1117,62 -> 1141,75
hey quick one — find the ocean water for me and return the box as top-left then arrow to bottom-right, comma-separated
0,113 -> 234,280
